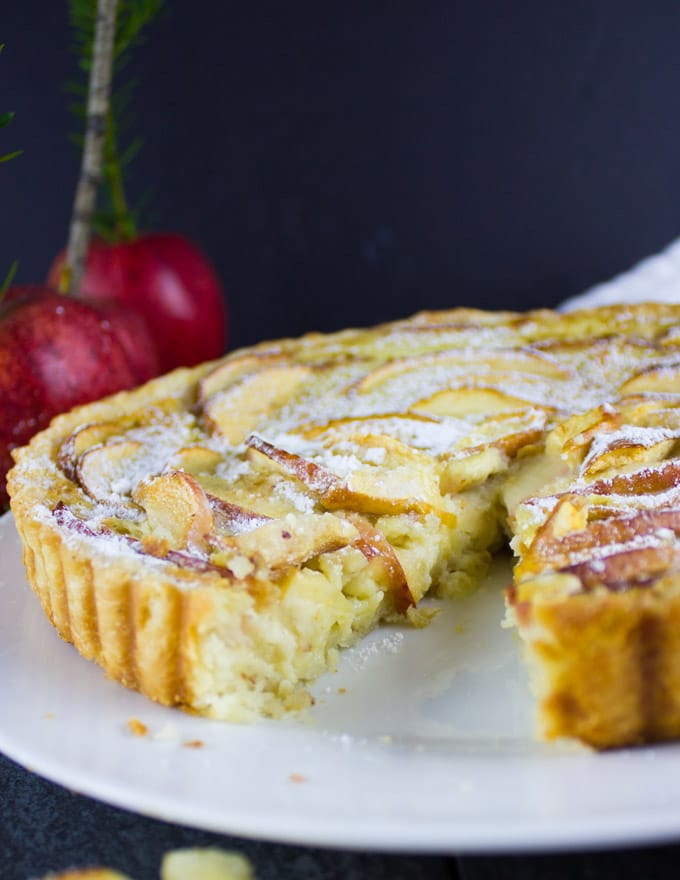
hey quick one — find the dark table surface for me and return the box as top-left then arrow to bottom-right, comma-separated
3,751 -> 680,880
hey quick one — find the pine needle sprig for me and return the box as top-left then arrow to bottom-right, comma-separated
1,43 -> 21,299
66,0 -> 164,241
0,44 -> 22,164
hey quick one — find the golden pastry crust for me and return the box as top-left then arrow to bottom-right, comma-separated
9,302 -> 680,747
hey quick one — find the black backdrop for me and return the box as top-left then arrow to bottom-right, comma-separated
4,1 -> 680,352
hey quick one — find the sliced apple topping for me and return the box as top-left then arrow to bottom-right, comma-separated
515,496 -> 588,579
168,445 -> 223,476
410,386 -> 543,418
520,502 -> 680,581
298,412 -> 439,442
441,408 -> 547,461
344,512 -> 414,613
564,543 -> 680,591
76,439 -> 147,503
441,446 -> 508,493
246,434 -> 343,496
246,434 -> 445,516
619,362 -> 680,394
201,364 -> 312,444
207,493 -> 272,534
196,352 -> 285,403
584,459 -> 680,498
133,470 -> 214,552
294,417 -> 441,472
618,361 -> 680,396
580,429 -> 678,478
57,421 -> 127,481
350,347 -> 570,395
211,512 -> 360,578
547,406 -> 623,462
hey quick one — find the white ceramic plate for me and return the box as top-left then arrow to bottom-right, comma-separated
3,512 -> 680,854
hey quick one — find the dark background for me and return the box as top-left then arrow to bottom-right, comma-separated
4,2 -> 680,353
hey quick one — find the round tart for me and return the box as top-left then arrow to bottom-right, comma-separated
9,303 -> 680,747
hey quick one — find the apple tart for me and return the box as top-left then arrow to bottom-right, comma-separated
9,302 -> 680,748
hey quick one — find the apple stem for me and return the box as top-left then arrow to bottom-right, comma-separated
61,0 -> 118,296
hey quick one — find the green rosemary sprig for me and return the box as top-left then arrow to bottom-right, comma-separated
0,260 -> 18,299
1,43 -> 21,300
0,44 -> 22,164
67,0 -> 164,241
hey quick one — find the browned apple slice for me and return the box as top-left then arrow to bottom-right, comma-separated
219,512 -> 360,575
564,542 -> 679,591
350,347 -> 571,394
440,414 -> 547,494
245,435 -> 443,516
75,439 -> 146,503
295,413 -> 466,466
581,433 -> 677,478
515,495 -> 588,578
133,470 -> 214,551
441,446 -> 508,493
196,351 -> 285,403
522,504 -> 680,578
618,362 -> 680,395
202,364 -> 312,444
344,512 -> 414,613
58,421 -> 126,481
546,406 -> 623,461
295,417 -> 439,471
584,458 -> 680,497
206,492 -> 272,534
344,465 -> 442,514
169,445 -> 223,476
246,434 -> 343,496
410,386 -> 541,417
297,412 -> 440,442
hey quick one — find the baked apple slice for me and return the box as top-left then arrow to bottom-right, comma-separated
202,364 -> 312,444
213,512 -> 359,576
411,386 -> 543,418
58,421 -> 127,481
196,352 -> 285,403
76,439 -> 146,504
618,361 -> 680,395
245,434 -> 443,516
133,470 -> 214,552
351,347 -> 571,394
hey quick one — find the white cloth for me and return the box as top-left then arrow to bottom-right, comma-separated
560,238 -> 680,311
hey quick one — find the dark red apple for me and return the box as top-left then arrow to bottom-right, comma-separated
0,285 -> 160,508
48,233 -> 228,374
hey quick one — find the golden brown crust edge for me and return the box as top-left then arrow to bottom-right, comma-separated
7,364 -> 260,717
512,576 -> 680,749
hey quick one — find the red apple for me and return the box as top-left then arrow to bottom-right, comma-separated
0,285 -> 160,508
48,233 -> 228,373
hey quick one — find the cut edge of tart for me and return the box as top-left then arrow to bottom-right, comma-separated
10,302 -> 680,748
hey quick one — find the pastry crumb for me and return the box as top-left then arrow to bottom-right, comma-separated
182,739 -> 204,749
289,772 -> 307,783
126,718 -> 148,737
